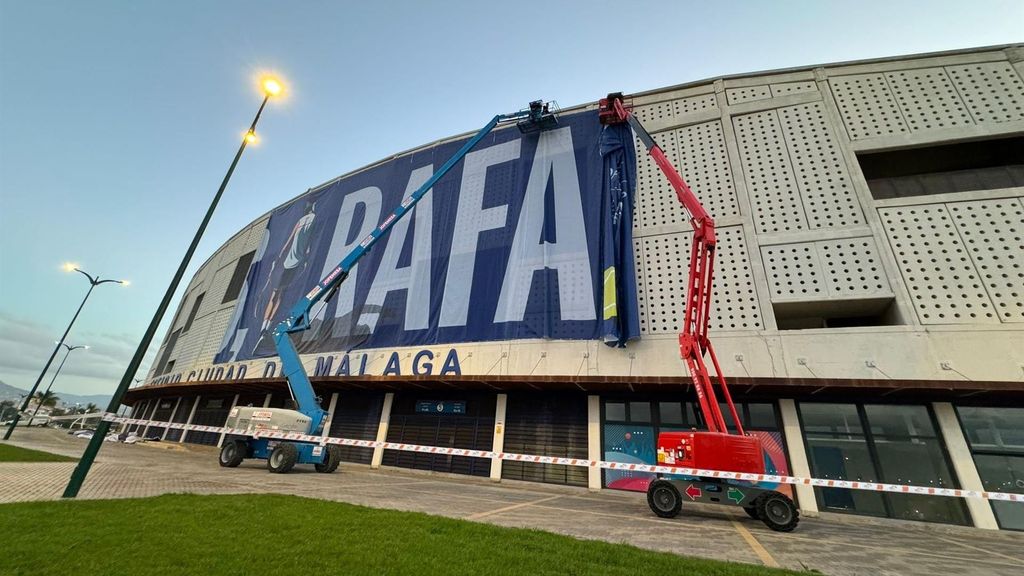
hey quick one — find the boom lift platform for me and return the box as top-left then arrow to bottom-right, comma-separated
218,101 -> 560,475
599,93 -> 799,532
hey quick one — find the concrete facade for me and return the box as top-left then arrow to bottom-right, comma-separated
133,45 -> 1024,530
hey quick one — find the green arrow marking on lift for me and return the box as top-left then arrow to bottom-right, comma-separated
727,487 -> 745,504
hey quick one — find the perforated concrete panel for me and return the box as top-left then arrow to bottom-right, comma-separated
198,308 -> 235,362
946,62 -> 1024,123
637,121 -> 739,228
879,205 -> 998,325
762,237 -> 890,300
634,237 -> 649,334
733,110 -> 807,234
713,227 -> 762,331
677,121 -> 739,220
777,102 -> 864,229
214,233 -> 247,270
640,226 -> 762,333
726,85 -> 771,105
948,198 -> 1024,323
199,262 -> 236,317
634,100 -> 677,125
771,81 -> 817,97
634,129 -> 680,230
885,68 -> 972,131
829,74 -> 909,140
676,93 -> 718,116
244,220 -> 269,252
640,232 -> 685,333
633,93 -> 718,126
817,238 -> 890,297
761,244 -> 826,299
174,313 -> 215,367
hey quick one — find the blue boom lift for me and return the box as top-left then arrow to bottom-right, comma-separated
218,101 -> 559,473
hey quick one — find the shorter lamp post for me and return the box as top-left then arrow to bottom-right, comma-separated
4,267 -> 124,439
27,343 -> 87,425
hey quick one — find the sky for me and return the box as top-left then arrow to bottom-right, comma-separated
0,0 -> 1021,397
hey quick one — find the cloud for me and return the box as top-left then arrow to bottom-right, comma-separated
0,312 -> 157,396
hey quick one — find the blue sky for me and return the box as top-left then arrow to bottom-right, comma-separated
1,0 -> 1021,395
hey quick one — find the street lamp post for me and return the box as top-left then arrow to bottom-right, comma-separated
4,269 -> 123,439
63,76 -> 285,498
26,343 -> 87,426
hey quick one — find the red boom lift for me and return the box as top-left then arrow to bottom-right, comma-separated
599,93 -> 799,532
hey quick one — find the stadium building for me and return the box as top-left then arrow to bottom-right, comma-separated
129,45 -> 1024,531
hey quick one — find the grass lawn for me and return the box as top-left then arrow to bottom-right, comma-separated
0,494 -> 801,576
0,442 -> 76,462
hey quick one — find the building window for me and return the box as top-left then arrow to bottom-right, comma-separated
628,401 -> 652,423
799,402 -> 968,525
222,251 -> 256,304
154,329 -> 180,376
605,402 -> 626,422
957,406 -> 1024,531
182,292 -> 205,333
857,136 -> 1024,200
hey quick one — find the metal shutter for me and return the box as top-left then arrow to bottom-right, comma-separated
383,393 -> 495,477
502,393 -> 588,487
328,391 -> 384,465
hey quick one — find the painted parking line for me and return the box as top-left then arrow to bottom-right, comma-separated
466,495 -> 563,520
730,517 -> 780,568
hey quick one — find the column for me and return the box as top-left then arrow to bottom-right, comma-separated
587,395 -> 601,491
778,399 -> 819,516
140,400 -> 160,437
161,397 -> 183,441
370,393 -> 395,469
490,393 -> 508,482
262,393 -> 272,408
932,402 -> 999,530
216,394 -> 240,448
321,393 -> 339,436
130,401 -> 147,433
180,395 -> 201,443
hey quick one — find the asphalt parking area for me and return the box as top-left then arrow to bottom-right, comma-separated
3,428 -> 1023,575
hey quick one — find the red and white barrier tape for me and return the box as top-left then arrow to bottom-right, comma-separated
107,413 -> 1024,503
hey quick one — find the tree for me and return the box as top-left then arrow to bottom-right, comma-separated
0,399 -> 15,420
85,403 -> 98,414
34,390 -> 59,408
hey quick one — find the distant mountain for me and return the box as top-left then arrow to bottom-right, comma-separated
0,380 -> 112,408
0,381 -> 28,402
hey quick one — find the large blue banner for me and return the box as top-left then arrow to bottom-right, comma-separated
215,110 -> 638,363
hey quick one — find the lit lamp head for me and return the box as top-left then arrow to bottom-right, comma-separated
245,130 -> 258,144
261,76 -> 283,97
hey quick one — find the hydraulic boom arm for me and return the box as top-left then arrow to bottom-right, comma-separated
272,101 -> 559,434
599,93 -> 743,436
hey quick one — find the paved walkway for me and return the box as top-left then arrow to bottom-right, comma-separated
3,429 -> 1023,575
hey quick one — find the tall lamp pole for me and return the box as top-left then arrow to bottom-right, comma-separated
4,269 -> 123,439
27,343 -> 88,425
64,76 -> 285,498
